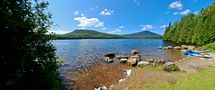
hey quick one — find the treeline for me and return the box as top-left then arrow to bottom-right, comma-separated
163,3 -> 215,46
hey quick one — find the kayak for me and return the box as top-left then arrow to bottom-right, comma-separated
181,50 -> 211,58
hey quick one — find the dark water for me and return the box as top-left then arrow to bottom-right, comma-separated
52,39 -> 183,72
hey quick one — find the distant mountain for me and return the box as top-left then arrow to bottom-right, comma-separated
56,29 -> 123,39
55,29 -> 162,39
122,31 -> 162,39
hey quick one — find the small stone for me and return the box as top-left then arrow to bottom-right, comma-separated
164,62 -> 175,67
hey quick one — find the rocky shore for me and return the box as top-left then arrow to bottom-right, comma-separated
62,46 -> 215,90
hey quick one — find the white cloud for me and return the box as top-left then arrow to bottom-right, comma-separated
173,9 -> 190,15
141,25 -> 154,30
169,1 -> 183,10
119,26 -> 124,29
160,25 -> 168,28
108,29 -> 122,34
73,11 -> 79,15
100,9 -> 114,16
74,16 -> 104,28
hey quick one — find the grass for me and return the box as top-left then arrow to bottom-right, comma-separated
148,67 -> 215,90
115,66 -> 215,90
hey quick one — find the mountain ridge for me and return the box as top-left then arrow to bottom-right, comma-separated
55,29 -> 162,39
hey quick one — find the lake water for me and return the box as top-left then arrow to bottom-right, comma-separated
52,39 -> 183,72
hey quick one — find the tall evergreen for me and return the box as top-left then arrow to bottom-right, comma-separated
163,3 -> 215,46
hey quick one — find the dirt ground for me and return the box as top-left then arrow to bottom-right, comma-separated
63,63 -> 127,90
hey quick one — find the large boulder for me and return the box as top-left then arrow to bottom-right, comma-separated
181,45 -> 188,49
127,58 -> 137,66
187,45 -> 196,50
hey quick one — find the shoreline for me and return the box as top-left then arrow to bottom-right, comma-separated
63,53 -> 215,90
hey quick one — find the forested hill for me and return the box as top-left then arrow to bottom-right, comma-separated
122,31 -> 162,39
56,30 -> 123,39
56,29 -> 162,39
163,3 -> 215,46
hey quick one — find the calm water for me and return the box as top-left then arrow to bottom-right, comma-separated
52,39 -> 183,72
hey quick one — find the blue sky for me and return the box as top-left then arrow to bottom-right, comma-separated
47,0 -> 215,35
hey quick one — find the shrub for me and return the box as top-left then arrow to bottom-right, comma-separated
163,65 -> 180,72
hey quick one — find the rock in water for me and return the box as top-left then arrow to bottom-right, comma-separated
131,49 -> 139,55
103,53 -> 115,63
127,58 -> 137,66
103,57 -> 113,63
104,53 -> 115,59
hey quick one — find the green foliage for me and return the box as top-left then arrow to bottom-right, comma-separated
0,0 -> 62,90
202,42 -> 215,52
163,65 -> 180,72
163,3 -> 215,45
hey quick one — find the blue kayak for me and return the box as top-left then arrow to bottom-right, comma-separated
181,50 -> 211,58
